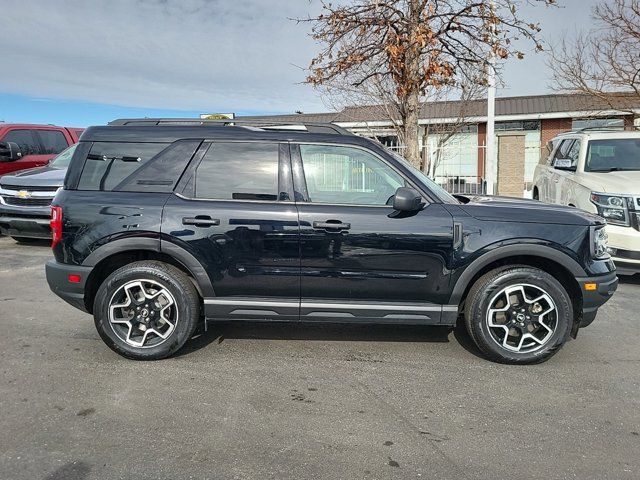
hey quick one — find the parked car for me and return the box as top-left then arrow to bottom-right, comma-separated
0,123 -> 83,176
533,130 -> 640,275
46,119 -> 617,364
0,144 -> 77,242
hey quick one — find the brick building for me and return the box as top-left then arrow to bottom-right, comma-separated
240,93 -> 640,197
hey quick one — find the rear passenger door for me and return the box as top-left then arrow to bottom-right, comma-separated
162,141 -> 301,321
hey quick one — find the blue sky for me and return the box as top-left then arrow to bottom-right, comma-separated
1,0 -> 598,127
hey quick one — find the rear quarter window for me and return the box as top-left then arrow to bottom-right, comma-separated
77,142 -> 169,191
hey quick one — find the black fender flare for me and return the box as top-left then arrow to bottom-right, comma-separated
82,237 -> 215,297
448,243 -> 586,305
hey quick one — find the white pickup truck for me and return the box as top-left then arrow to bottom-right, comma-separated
533,130 -> 640,275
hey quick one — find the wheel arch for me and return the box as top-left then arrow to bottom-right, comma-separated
450,244 -> 585,318
82,239 -> 214,313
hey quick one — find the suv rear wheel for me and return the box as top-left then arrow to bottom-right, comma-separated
93,261 -> 200,360
464,266 -> 572,364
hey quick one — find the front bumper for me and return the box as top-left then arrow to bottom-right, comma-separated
45,260 -> 93,313
606,224 -> 640,275
575,270 -> 619,328
0,204 -> 51,239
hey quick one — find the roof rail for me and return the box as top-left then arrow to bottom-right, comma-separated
107,118 -> 353,136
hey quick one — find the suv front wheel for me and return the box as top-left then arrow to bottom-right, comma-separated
93,261 -> 200,360
464,266 -> 573,364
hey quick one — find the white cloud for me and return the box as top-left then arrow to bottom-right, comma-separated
1,0 -> 326,113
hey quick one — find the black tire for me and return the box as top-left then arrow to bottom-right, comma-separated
12,236 -> 41,244
93,261 -> 200,360
532,188 -> 539,201
464,266 -> 573,364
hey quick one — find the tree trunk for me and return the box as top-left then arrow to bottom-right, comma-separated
402,0 -> 422,167
402,90 -> 421,167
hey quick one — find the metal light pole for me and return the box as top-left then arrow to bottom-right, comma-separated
485,59 -> 496,195
485,0 -> 497,196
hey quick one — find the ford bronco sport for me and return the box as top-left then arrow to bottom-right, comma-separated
46,119 -> 618,364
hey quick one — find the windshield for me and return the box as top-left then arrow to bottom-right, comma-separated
49,144 -> 78,169
386,149 -> 459,203
585,138 -> 640,172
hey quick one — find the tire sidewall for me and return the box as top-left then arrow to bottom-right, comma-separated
94,264 -> 198,360
469,269 -> 572,364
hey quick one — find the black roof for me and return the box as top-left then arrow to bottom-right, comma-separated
80,125 -> 376,148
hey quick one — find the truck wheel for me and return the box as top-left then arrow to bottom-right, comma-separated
464,266 -> 572,364
93,261 -> 200,360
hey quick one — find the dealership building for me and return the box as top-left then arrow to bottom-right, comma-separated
242,92 -> 640,197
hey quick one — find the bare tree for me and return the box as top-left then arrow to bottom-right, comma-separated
549,0 -> 640,117
301,0 -> 556,166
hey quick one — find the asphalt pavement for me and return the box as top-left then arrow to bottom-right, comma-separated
0,236 -> 639,480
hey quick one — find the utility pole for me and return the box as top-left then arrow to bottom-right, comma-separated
485,0 -> 497,195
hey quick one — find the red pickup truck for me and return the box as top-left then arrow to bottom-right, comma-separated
0,124 -> 83,176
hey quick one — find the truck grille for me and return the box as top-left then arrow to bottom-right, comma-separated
0,185 -> 58,209
0,184 -> 59,193
2,196 -> 53,207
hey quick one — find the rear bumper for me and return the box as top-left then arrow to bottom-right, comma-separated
0,204 -> 51,239
575,271 -> 619,328
45,260 -> 92,313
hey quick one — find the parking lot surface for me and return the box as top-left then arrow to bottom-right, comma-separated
0,236 -> 639,480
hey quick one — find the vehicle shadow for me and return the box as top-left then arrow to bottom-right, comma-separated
176,320 -> 486,358
618,274 -> 640,285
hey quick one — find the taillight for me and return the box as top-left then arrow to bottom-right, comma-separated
50,206 -> 63,248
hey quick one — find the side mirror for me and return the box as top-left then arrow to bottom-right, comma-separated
0,142 -> 22,162
554,158 -> 576,171
392,186 -> 423,211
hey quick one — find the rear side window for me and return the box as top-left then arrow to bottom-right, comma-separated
194,142 -> 280,201
3,129 -> 40,156
78,142 -> 169,191
37,130 -> 69,154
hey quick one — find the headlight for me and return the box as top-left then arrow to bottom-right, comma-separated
592,226 -> 610,259
590,193 -> 630,226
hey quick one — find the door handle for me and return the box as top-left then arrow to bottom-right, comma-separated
313,220 -> 351,231
554,177 -> 559,183
182,216 -> 220,227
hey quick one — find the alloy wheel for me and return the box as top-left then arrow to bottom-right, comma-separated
486,283 -> 557,353
108,279 -> 178,348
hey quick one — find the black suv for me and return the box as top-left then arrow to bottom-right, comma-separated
45,119 -> 618,363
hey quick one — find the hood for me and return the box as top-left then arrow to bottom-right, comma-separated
457,194 -> 603,226
574,170 -> 640,195
0,165 -> 67,189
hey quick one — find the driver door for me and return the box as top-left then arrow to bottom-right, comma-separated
292,143 -> 454,323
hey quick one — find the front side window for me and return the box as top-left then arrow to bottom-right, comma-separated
563,140 -> 581,168
586,138 -> 640,172
299,144 -> 405,206
78,142 -> 168,191
552,139 -> 575,167
37,130 -> 69,154
195,142 -> 280,201
3,129 -> 40,156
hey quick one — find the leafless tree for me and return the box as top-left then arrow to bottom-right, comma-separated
301,0 -> 557,166
549,0 -> 640,118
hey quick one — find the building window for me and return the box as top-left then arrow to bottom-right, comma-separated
495,120 -> 540,131
571,118 -> 625,131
